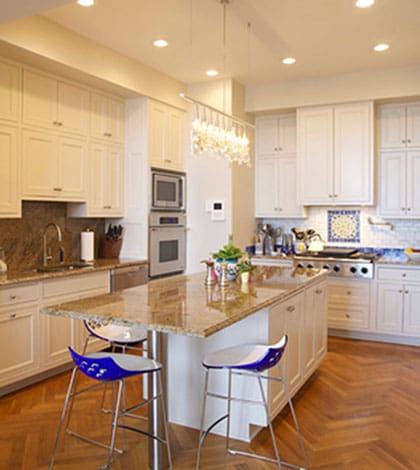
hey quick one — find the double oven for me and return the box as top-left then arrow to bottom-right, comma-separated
149,168 -> 186,278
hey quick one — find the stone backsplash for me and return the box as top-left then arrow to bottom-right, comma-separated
0,202 -> 105,270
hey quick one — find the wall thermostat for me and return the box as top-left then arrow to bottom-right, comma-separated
211,200 -> 225,221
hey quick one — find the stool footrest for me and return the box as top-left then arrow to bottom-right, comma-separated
228,447 -> 307,469
66,429 -> 123,454
117,424 -> 168,446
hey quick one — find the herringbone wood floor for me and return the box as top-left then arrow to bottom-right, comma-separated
1,337 -> 419,470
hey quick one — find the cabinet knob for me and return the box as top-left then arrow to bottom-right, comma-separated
402,273 -> 406,277
398,289 -> 403,293
164,159 -> 172,163
405,290 -> 409,294
328,194 -> 333,198
407,139 -> 411,143
347,290 -> 351,295
278,147 -> 282,151
345,314 -> 350,318
334,194 -> 338,198
9,294 -> 17,300
53,187 -> 62,192
315,289 -> 323,294
407,208 -> 412,211
401,208 -> 406,211
287,305 -> 295,312
9,313 -> 17,320
58,121 -> 63,126
402,139 -> 406,144
103,205 -> 112,209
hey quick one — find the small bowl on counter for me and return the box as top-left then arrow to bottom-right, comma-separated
404,248 -> 420,262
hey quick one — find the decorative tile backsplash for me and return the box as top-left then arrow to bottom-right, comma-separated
328,209 -> 360,243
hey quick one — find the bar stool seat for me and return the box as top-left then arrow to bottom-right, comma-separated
196,335 -> 309,470
50,347 -> 172,469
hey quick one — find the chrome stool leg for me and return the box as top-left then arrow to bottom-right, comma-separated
158,370 -> 173,468
196,369 -> 210,470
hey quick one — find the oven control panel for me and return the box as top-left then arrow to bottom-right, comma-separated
294,259 -> 374,279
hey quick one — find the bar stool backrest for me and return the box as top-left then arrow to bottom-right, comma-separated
240,335 -> 288,372
68,347 -> 141,381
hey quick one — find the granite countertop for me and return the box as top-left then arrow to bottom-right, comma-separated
41,266 -> 327,338
0,258 -> 148,286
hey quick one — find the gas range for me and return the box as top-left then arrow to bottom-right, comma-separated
293,248 -> 377,279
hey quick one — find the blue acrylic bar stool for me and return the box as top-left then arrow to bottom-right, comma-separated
50,347 -> 172,469
196,335 -> 309,470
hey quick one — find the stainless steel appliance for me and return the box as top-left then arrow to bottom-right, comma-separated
110,264 -> 148,291
151,168 -> 185,211
293,248 -> 376,279
149,212 -> 186,277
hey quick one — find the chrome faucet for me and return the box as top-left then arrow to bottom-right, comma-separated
43,223 -> 64,266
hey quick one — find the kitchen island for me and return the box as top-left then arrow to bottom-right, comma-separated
42,265 -> 327,467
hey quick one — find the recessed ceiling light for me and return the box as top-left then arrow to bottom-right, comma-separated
374,43 -> 390,52
153,39 -> 169,48
282,57 -> 296,65
76,0 -> 94,6
355,0 -> 375,8
206,70 -> 219,77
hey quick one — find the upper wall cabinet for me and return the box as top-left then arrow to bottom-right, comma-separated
378,102 -> 420,218
256,114 -> 297,158
379,103 -> 420,149
297,102 -> 374,205
0,123 -> 20,218
148,100 -> 185,172
255,114 -> 306,218
91,93 -> 124,144
22,70 -> 89,137
0,60 -> 20,123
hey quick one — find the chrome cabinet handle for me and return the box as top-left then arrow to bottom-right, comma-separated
103,205 -> 112,209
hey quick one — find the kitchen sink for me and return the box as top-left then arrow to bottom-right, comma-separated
33,262 -> 93,273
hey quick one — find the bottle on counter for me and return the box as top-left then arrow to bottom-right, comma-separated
253,232 -> 263,255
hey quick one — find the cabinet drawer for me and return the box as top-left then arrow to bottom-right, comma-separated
0,283 -> 39,308
328,280 -> 370,306
377,267 -> 420,283
42,271 -> 109,299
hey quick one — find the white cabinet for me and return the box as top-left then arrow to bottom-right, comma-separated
376,267 -> 420,336
328,279 -> 370,331
255,113 -> 305,218
40,271 -> 110,368
0,283 -> 39,388
297,102 -> 373,205
303,281 -> 327,379
148,100 -> 185,171
91,92 -> 124,144
378,150 -> 420,217
0,123 -> 20,217
68,142 -> 124,217
255,157 -> 305,218
256,114 -> 296,158
21,129 -> 87,201
379,103 -> 420,149
0,60 -> 20,122
23,69 -> 89,136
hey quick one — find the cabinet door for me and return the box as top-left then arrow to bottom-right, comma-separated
378,151 -> 406,217
278,114 -> 297,154
406,103 -> 420,148
328,279 -> 370,330
403,285 -> 420,335
0,61 -> 19,122
256,117 -> 279,158
376,283 -> 403,333
0,124 -> 19,217
107,97 -> 125,143
89,143 -> 109,214
334,102 -> 373,204
297,106 -> 334,204
0,305 -> 39,387
106,145 -> 124,215
57,82 -> 89,136
91,93 -> 109,140
284,294 -> 304,395
22,70 -> 57,129
57,136 -> 86,200
313,283 -> 328,361
21,129 -> 57,198
379,105 -> 406,149
255,157 -> 278,217
406,150 -> 420,217
148,101 -> 166,167
277,158 -> 305,217
166,107 -> 185,171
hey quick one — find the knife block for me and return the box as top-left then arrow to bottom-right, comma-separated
100,238 -> 122,258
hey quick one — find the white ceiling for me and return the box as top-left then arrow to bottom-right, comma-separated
7,0 -> 420,86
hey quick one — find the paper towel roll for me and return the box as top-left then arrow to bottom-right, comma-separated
81,230 -> 94,262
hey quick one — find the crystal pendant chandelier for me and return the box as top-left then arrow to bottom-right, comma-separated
181,0 -> 253,167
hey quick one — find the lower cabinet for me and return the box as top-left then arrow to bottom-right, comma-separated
328,279 -> 370,330
0,271 -> 110,392
376,266 -> 420,336
268,280 -> 328,418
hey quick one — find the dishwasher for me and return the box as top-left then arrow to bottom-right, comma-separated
110,264 -> 148,291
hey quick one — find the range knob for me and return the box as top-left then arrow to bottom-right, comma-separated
307,263 -> 314,269
361,267 -> 369,275
333,265 -> 341,273
323,264 -> 330,270
350,266 -> 357,274
297,263 -> 304,269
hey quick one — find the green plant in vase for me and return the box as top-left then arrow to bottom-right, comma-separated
213,241 -> 244,281
237,260 -> 257,284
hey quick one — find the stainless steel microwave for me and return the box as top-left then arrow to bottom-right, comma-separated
151,168 -> 185,211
